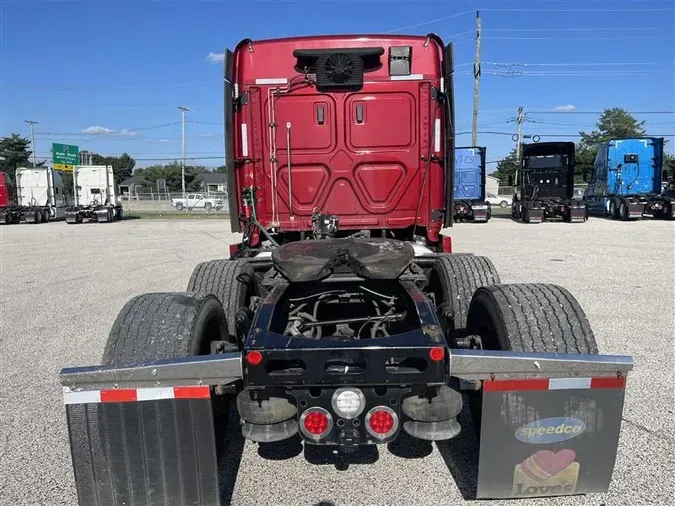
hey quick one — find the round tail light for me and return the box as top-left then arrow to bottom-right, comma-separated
299,408 -> 333,439
331,387 -> 365,419
365,406 -> 398,439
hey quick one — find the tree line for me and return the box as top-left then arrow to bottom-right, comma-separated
489,108 -> 675,184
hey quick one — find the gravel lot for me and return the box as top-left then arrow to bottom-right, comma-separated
0,216 -> 673,506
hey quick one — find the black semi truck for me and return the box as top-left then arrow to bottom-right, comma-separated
511,141 -> 587,223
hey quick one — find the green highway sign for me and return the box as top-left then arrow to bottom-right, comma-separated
52,143 -> 79,168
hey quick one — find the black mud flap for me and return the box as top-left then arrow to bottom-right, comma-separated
527,208 -> 544,223
476,377 -> 626,499
65,394 -> 220,506
569,208 -> 586,223
627,203 -> 644,218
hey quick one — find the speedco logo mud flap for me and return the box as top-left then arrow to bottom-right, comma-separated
475,377 -> 626,499
63,386 -> 220,506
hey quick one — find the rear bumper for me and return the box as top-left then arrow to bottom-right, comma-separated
59,348 -> 633,503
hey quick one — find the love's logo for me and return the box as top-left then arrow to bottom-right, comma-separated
512,449 -> 580,497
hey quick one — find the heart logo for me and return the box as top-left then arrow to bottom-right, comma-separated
521,449 -> 576,482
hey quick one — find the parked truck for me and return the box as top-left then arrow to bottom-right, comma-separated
59,33 -> 634,504
0,167 -> 68,224
64,164 -> 123,224
511,141 -> 587,223
584,137 -> 674,220
453,146 -> 491,222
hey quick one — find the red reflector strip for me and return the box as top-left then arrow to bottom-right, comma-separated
100,389 -> 137,403
173,386 -> 211,399
483,379 -> 549,392
483,377 -> 626,392
590,377 -> 626,389
63,385 -> 212,405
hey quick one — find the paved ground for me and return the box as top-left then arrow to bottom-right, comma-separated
0,216 -> 673,506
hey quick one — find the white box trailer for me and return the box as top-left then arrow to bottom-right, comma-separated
1,167 -> 69,224
65,165 -> 123,224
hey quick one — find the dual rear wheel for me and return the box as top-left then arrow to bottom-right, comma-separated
427,254 -> 599,433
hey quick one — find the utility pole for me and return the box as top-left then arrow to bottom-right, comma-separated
25,120 -> 38,167
178,106 -> 189,200
514,106 -> 524,186
471,11 -> 482,146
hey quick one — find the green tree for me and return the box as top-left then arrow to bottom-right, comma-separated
0,134 -> 32,183
490,148 -> 519,184
578,108 -> 647,150
136,162 -> 205,192
575,108 -> 648,182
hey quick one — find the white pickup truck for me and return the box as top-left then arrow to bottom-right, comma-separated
171,193 -> 224,211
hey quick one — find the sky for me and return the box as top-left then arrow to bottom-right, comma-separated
1,0 -> 674,171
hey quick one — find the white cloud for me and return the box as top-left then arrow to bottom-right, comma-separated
81,125 -> 114,134
158,138 -> 169,143
207,52 -> 225,63
553,104 -> 576,112
80,125 -> 137,136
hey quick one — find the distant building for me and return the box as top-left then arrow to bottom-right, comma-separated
118,174 -> 148,196
201,172 -> 226,194
486,175 -> 499,197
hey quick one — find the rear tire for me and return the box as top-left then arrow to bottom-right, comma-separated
464,283 -> 598,433
103,292 -> 231,365
187,259 -> 257,346
102,292 -> 235,424
427,255 -> 501,337
619,200 -> 629,221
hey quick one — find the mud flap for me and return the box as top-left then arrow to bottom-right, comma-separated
627,203 -> 644,218
569,208 -> 586,223
526,208 -> 544,223
476,377 -> 626,499
472,207 -> 489,222
65,394 -> 220,506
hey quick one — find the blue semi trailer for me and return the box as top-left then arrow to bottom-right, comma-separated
584,137 -> 674,220
453,146 -> 490,222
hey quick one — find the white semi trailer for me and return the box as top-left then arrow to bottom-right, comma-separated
65,165 -> 123,224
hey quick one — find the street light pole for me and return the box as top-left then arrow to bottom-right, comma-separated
178,106 -> 189,200
25,120 -> 38,167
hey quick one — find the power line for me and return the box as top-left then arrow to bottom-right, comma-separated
385,10 -> 474,33
483,35 -> 674,40
483,27 -> 671,32
527,110 -> 675,114
482,61 -> 669,67
481,7 -> 675,12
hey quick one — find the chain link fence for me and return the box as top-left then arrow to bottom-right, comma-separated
120,192 -> 230,215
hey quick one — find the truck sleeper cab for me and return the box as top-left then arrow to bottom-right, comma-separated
225,33 -> 456,251
0,167 -> 68,224
453,146 -> 490,222
511,141 -> 587,224
584,137 -> 673,220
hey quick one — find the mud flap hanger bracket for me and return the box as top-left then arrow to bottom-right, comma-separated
59,352 -> 243,391
449,349 -> 634,382
59,349 -> 634,391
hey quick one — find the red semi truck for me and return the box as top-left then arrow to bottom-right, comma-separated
59,34 -> 633,505
226,34 -> 454,251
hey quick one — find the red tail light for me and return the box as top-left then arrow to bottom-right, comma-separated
246,350 -> 263,366
299,408 -> 333,439
365,406 -> 398,439
229,243 -> 239,258
429,346 -> 445,362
